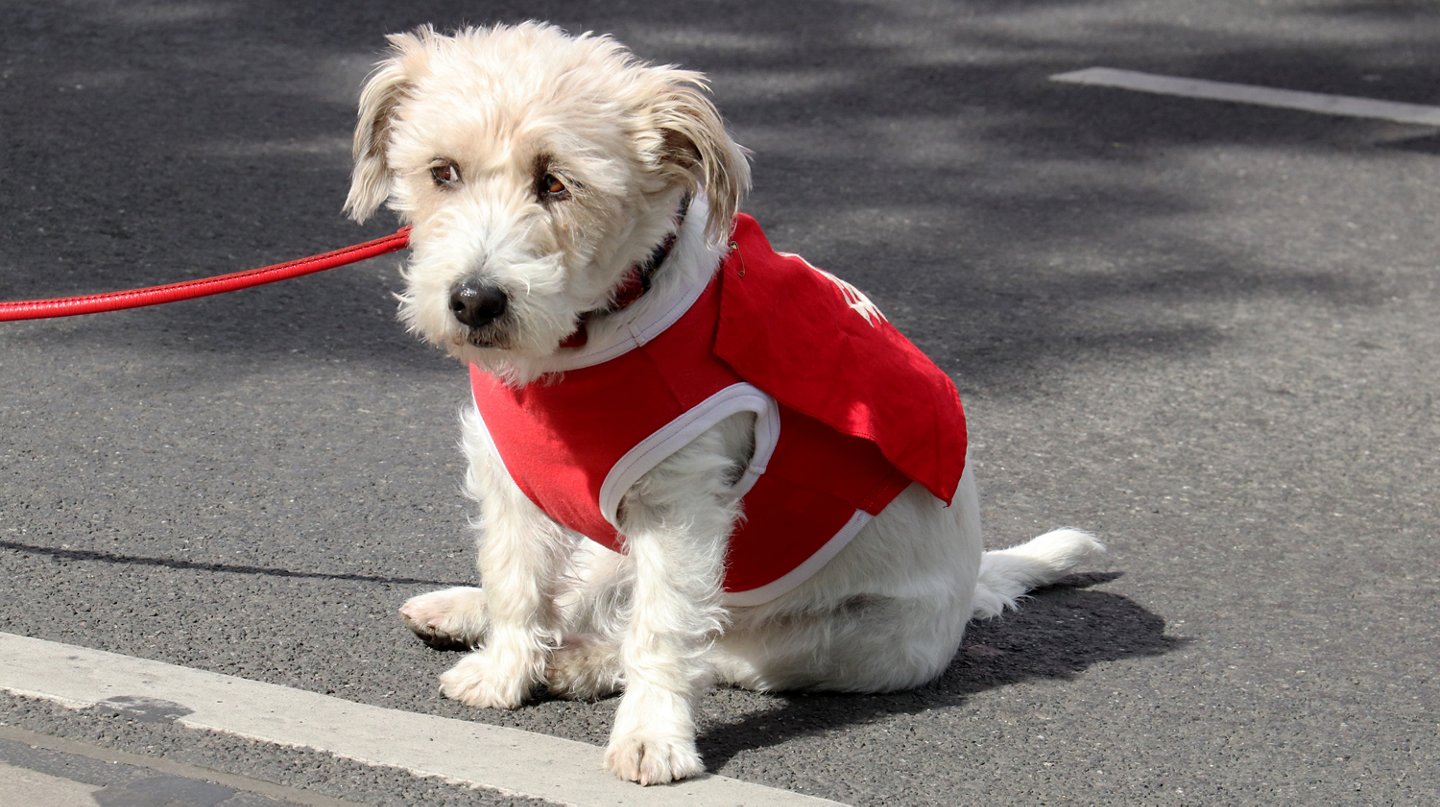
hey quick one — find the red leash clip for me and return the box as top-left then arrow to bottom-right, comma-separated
0,227 -> 410,322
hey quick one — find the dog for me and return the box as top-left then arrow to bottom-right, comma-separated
343,22 -> 1102,785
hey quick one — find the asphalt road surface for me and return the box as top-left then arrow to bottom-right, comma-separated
2,1 -> 1437,804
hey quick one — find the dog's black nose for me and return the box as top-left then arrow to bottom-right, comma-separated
449,283 -> 508,328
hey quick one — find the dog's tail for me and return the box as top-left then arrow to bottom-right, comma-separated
971,529 -> 1104,620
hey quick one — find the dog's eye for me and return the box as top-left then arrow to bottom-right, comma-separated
539,173 -> 569,201
430,161 -> 462,188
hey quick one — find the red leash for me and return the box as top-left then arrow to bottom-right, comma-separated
0,227 -> 411,322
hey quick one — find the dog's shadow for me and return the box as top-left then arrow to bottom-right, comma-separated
694,572 -> 1179,768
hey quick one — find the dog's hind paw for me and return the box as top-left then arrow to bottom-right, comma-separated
546,635 -> 624,700
400,586 -> 488,648
604,731 -> 704,785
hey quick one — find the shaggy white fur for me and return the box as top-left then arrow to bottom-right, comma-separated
346,21 -> 1102,786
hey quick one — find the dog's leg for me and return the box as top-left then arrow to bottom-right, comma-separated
714,479 -> 985,693
709,479 -> 1100,694
400,586 -> 488,648
602,419 -> 745,785
546,543 -> 629,700
711,594 -> 968,693
711,524 -> 1100,692
546,634 -> 626,700
437,409 -> 573,710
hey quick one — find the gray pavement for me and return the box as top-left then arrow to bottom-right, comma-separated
2,1 -> 1437,804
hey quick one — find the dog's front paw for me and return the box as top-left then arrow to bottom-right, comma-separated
401,586 -> 488,649
604,730 -> 704,785
438,651 -> 531,710
546,635 -> 624,701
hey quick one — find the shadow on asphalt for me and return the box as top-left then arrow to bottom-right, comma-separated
0,539 -> 469,589
696,574 -> 1180,769
4,0 -> 1421,388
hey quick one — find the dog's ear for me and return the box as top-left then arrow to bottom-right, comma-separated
343,28 -> 435,223
647,69 -> 752,242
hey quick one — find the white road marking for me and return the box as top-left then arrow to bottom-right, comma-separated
1051,67 -> 1440,128
0,632 -> 845,807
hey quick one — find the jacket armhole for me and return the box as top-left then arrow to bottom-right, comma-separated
597,383 -> 780,530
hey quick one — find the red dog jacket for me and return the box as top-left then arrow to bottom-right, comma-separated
469,213 -> 967,605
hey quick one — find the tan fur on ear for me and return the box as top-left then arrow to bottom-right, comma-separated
648,70 -> 752,242
343,27 -> 436,222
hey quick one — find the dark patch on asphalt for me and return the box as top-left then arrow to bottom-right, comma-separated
96,696 -> 194,724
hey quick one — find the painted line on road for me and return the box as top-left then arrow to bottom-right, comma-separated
0,632 -> 844,807
1051,67 -> 1440,127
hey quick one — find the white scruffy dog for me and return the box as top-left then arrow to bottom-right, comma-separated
344,22 -> 1102,785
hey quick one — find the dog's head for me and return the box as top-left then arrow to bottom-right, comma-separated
344,23 -> 750,377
